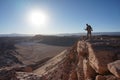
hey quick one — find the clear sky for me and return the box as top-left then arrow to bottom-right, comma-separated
0,0 -> 120,34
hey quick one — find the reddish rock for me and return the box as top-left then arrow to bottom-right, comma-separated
69,70 -> 78,80
105,75 -> 120,80
14,66 -> 33,72
96,75 -> 106,80
77,55 -> 84,80
83,59 -> 96,80
87,42 -> 115,74
22,66 -> 33,72
69,53 -> 76,63
77,40 -> 120,79
96,75 -> 120,80
16,72 -> 43,80
62,72 -> 69,80
108,60 -> 120,78
77,41 -> 88,57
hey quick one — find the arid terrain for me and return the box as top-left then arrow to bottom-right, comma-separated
15,42 -> 68,69
0,35 -> 79,68
0,35 -> 120,80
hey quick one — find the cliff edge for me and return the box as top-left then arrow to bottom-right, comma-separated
0,37 -> 120,80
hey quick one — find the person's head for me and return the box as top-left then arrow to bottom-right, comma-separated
86,24 -> 88,26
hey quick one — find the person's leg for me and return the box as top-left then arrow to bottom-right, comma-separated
89,32 -> 92,39
89,34 -> 91,39
87,32 -> 89,39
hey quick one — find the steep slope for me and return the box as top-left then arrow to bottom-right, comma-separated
34,50 -> 67,75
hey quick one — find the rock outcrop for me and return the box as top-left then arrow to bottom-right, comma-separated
108,60 -> 120,78
32,39 -> 120,80
16,72 -> 43,80
95,75 -> 119,80
77,39 -> 120,80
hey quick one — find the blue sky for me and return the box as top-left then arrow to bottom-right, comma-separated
0,0 -> 120,34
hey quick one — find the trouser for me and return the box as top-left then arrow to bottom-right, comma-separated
87,32 -> 92,39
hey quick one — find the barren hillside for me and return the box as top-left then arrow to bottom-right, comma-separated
15,42 -> 68,66
0,35 -> 78,68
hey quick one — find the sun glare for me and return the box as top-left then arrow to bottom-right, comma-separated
27,9 -> 48,27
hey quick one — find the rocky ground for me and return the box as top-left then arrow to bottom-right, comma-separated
33,36 -> 120,80
77,36 -> 120,80
0,36 -> 120,80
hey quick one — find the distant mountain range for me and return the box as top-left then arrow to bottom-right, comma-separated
0,33 -> 33,37
0,32 -> 120,37
57,32 -> 120,36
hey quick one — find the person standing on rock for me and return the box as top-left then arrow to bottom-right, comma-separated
85,24 -> 93,39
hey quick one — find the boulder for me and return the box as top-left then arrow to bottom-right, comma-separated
96,75 -> 120,80
96,75 -> 106,80
108,60 -> 120,78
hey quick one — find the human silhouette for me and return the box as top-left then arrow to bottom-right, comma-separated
85,24 -> 93,39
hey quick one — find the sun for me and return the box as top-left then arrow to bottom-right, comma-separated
27,9 -> 47,27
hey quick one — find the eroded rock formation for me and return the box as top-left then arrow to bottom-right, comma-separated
108,60 -> 120,78
0,38 -> 120,80
77,39 -> 120,80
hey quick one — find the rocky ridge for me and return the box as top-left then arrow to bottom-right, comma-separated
77,39 -> 120,80
0,37 -> 120,80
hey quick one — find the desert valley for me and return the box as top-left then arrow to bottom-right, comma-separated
0,34 -> 120,80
